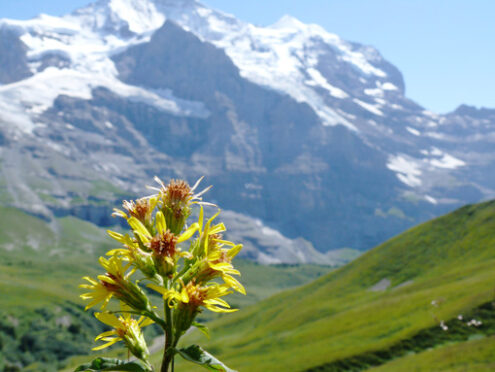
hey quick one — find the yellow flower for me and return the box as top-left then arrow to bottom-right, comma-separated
149,176 -> 213,207
79,256 -> 132,310
148,176 -> 214,234
107,214 -> 198,278
161,281 -> 237,336
112,196 -> 158,226
148,281 -> 236,313
106,231 -> 157,279
93,311 -> 153,361
149,214 -> 199,276
123,211 -> 198,246
80,276 -> 114,311
187,207 -> 245,294
196,244 -> 245,295
80,256 -> 150,312
98,255 -> 134,280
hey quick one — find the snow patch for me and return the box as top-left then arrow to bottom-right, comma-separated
431,147 -> 443,156
353,99 -> 384,116
387,155 -> 422,187
430,154 -> 465,169
108,0 -> 165,34
421,148 -> 466,169
406,126 -> 421,136
424,195 -> 438,204
425,132 -> 446,140
306,68 -> 348,99
364,88 -> 383,97
381,82 -> 398,91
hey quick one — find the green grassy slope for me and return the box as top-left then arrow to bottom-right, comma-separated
180,200 -> 495,371
0,209 -> 113,310
369,335 -> 495,372
0,207 -> 116,370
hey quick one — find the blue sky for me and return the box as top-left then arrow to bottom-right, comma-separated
1,0 -> 493,113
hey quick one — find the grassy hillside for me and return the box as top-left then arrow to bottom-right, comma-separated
178,200 -> 495,371
0,207 -> 114,370
370,335 -> 495,372
0,207 -> 331,370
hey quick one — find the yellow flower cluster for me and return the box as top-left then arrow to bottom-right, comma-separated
79,177 -> 244,371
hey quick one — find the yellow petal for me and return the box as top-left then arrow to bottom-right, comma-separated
209,223 -> 226,235
155,211 -> 167,234
208,262 -> 231,271
98,275 -> 116,285
179,251 -> 193,259
95,330 -> 117,340
198,205 -> 204,231
84,298 -> 102,311
112,209 -> 128,218
82,276 -> 97,285
134,231 -> 150,244
177,223 -> 199,243
223,274 -> 246,295
207,251 -> 222,260
106,248 -> 129,256
180,288 -> 189,303
213,239 -> 235,247
147,283 -> 167,296
95,312 -> 121,328
204,304 -> 237,313
205,298 -> 230,308
92,337 -> 121,350
139,317 -> 155,327
227,244 -> 243,258
107,230 -> 126,244
128,217 -> 151,242
206,209 -> 221,227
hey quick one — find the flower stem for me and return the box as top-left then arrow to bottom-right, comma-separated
161,284 -> 174,372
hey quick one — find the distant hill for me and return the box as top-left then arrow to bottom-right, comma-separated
181,199 -> 495,371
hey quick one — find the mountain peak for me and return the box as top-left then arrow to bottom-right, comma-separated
270,14 -> 305,30
70,0 -> 165,34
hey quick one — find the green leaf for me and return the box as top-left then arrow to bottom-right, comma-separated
192,321 -> 210,338
177,345 -> 237,372
74,357 -> 150,372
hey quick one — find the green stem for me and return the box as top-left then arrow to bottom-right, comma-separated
161,284 -> 175,372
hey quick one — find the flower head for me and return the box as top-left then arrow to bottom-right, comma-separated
93,310 -> 153,361
149,176 -> 213,234
80,256 -> 150,312
185,207 -> 245,294
149,281 -> 236,335
106,232 -> 158,279
80,276 -> 114,311
150,230 -> 179,276
149,281 -> 236,313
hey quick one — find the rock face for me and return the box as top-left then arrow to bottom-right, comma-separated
0,0 -> 494,262
0,27 -> 33,84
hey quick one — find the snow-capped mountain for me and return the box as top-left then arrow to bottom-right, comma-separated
0,0 -> 494,261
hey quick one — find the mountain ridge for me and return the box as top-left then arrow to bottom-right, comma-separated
0,0 -> 494,257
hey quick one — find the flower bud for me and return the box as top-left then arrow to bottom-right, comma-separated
150,230 -> 179,277
159,179 -> 193,234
